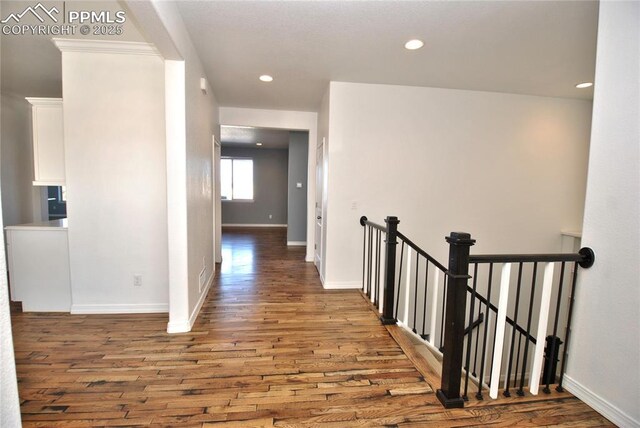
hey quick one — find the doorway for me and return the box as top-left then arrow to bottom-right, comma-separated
218,126 -> 309,256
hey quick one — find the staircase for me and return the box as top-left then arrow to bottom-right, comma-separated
359,215 -> 595,408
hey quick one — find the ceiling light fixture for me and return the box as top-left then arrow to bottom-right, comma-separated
259,75 -> 273,82
256,143 -> 263,146
404,39 -> 424,50
575,82 -> 593,89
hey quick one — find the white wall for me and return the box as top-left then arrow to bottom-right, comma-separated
0,94 -> 45,227
59,44 -> 169,313
0,192 -> 21,427
219,107 -> 318,263
323,81 -> 592,287
0,3 -> 21,421
566,2 -> 640,426
143,1 -> 220,333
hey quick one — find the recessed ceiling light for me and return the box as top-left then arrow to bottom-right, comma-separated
256,143 -> 263,146
259,75 -> 273,82
404,39 -> 424,50
575,82 -> 593,89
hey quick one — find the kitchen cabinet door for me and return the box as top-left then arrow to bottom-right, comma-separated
26,98 -> 65,186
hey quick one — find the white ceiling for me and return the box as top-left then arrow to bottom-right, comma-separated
1,1 -> 599,112
177,0 -> 598,111
220,126 -> 292,149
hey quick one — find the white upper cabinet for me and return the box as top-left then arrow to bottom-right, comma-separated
25,98 -> 65,186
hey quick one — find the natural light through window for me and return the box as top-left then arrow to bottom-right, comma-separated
221,158 -> 254,201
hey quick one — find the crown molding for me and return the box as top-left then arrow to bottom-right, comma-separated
52,38 -> 160,57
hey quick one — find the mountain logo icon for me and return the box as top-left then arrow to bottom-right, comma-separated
1,3 -> 59,24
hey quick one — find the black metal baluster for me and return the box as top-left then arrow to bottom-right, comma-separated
476,263 -> 493,400
472,287 -> 482,377
543,262 -> 566,393
518,262 -> 538,396
557,262 -> 579,392
504,262 -> 524,397
421,261 -> 430,338
394,241 -> 405,320
463,263 -> 479,401
412,253 -> 419,333
513,332 -> 523,389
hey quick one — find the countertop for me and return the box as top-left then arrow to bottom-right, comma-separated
5,218 -> 68,231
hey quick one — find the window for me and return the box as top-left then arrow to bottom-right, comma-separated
47,186 -> 67,220
221,158 -> 254,201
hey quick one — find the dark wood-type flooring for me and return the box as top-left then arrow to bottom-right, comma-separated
11,227 -> 612,426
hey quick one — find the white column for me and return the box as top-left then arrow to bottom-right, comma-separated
489,263 -> 512,399
165,60 -> 191,333
529,262 -> 555,395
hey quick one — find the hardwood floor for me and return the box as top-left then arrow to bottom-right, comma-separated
11,227 -> 612,427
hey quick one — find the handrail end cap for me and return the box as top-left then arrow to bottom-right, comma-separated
578,247 -> 595,268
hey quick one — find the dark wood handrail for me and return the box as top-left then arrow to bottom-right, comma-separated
359,216 -> 387,233
470,247 -> 595,268
396,231 -> 448,272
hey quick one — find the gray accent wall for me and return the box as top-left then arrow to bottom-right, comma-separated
287,132 -> 308,243
221,147 -> 288,225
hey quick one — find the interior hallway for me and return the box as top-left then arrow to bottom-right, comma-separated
10,228 -> 610,426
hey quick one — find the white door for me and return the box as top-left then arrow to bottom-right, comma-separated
314,140 -> 324,271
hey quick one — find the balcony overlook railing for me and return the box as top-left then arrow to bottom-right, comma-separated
359,215 -> 595,408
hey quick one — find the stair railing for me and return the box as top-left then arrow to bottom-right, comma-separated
359,215 -> 595,409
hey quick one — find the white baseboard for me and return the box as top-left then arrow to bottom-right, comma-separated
188,271 -> 213,327
167,271 -> 214,334
167,319 -> 191,334
287,241 -> 306,246
305,255 -> 315,262
322,281 -> 362,290
396,321 -> 443,359
563,375 -> 639,427
71,303 -> 168,314
222,223 -> 287,228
